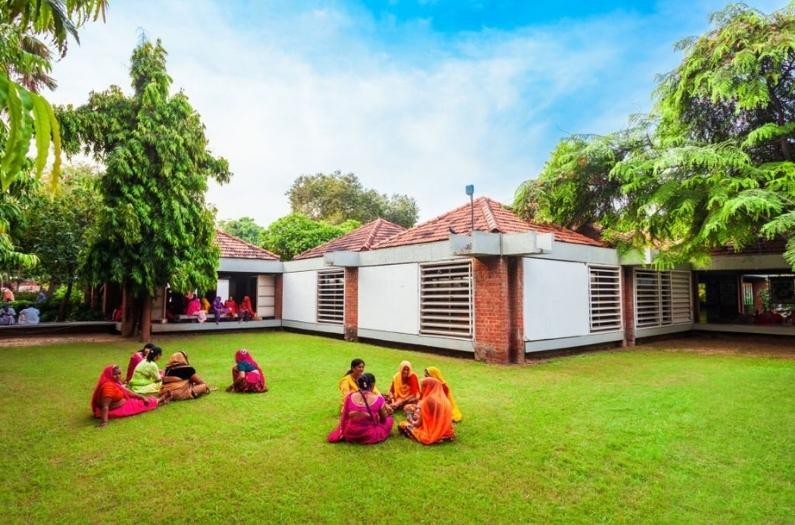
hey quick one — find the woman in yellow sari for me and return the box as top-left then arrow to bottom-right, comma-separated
386,360 -> 420,411
338,358 -> 380,404
424,366 -> 462,422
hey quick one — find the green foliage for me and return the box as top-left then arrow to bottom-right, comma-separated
14,164 -> 101,288
259,213 -> 360,260
287,171 -> 419,228
59,39 -> 231,297
218,216 -> 265,245
514,3 -> 795,268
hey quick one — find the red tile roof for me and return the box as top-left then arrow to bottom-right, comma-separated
374,197 -> 605,249
216,230 -> 280,260
294,218 -> 407,260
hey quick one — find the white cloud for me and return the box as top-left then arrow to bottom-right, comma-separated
48,0 -> 788,226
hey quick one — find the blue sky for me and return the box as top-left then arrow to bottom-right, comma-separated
49,0 -> 789,225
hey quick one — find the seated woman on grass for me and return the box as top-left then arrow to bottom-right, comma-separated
338,358 -> 381,404
92,364 -> 171,428
227,349 -> 267,393
160,351 -> 211,401
399,377 -> 455,445
129,345 -> 163,395
386,360 -> 420,411
424,366 -> 462,423
328,373 -> 393,445
125,343 -> 154,384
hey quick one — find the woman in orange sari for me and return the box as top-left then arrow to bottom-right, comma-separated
424,366 -> 462,422
399,377 -> 455,445
224,297 -> 239,318
239,296 -> 255,321
386,360 -> 420,411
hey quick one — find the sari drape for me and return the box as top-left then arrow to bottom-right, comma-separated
232,349 -> 266,392
400,377 -> 455,445
328,392 -> 393,444
128,360 -> 162,395
160,352 -> 209,401
425,366 -> 462,422
338,374 -> 380,402
389,360 -> 420,402
91,365 -> 158,419
125,351 -> 144,384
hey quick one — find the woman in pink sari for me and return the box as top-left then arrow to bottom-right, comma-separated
91,364 -> 171,427
227,349 -> 268,393
328,373 -> 393,445
124,342 -> 154,384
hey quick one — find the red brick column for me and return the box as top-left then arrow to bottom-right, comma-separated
621,267 -> 635,347
274,274 -> 283,320
473,256 -> 522,364
344,268 -> 358,341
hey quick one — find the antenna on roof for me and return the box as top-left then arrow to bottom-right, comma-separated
465,184 -> 475,234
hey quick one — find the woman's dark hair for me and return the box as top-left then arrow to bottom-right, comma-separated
146,345 -> 162,362
139,342 -> 155,355
345,358 -> 365,376
356,373 -> 377,422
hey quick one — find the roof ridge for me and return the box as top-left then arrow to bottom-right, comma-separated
362,218 -> 383,250
480,199 -> 500,231
380,196 -> 496,243
216,229 -> 278,259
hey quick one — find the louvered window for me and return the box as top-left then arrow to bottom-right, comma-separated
317,269 -> 344,324
635,269 -> 692,328
589,265 -> 622,332
420,261 -> 472,338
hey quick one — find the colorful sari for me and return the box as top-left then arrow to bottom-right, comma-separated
338,374 -> 381,403
231,349 -> 267,393
239,296 -> 255,320
399,377 -> 455,445
224,298 -> 239,316
389,360 -> 420,404
160,352 -> 210,401
425,366 -> 462,422
125,350 -> 145,384
328,392 -> 393,445
212,296 -> 227,322
128,359 -> 162,395
91,365 -> 158,419
201,297 -> 211,312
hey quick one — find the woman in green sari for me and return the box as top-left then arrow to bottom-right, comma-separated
129,345 -> 163,395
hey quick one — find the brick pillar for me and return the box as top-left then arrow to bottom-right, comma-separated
508,257 -> 525,364
344,267 -> 358,341
274,274 -> 283,320
622,267 -> 635,347
474,256 -> 522,364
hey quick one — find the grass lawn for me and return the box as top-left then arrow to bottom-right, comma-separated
1,331 -> 793,524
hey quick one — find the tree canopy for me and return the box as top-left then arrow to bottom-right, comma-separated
287,171 -> 419,228
259,213 -> 360,261
59,39 -> 230,305
514,3 -> 795,268
218,216 -> 266,246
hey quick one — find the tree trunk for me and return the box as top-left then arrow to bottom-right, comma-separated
140,291 -> 152,342
121,285 -> 134,337
57,276 -> 74,322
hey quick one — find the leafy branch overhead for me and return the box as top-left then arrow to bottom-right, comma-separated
514,2 -> 795,268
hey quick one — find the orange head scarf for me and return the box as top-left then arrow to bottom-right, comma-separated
91,365 -> 129,409
412,377 -> 454,444
391,360 -> 419,400
424,366 -> 462,422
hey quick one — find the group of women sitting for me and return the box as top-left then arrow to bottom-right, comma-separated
328,358 -> 461,446
92,346 -> 267,427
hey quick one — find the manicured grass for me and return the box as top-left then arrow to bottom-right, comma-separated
0,332 -> 793,524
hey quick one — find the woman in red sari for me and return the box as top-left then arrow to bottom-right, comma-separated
124,343 -> 154,384
238,296 -> 255,322
224,297 -> 239,318
92,364 -> 171,427
227,349 -> 268,393
399,377 -> 455,445
328,373 -> 393,445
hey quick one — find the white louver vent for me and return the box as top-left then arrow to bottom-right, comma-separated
635,269 -> 692,328
589,265 -> 622,332
420,261 -> 472,338
317,269 -> 344,324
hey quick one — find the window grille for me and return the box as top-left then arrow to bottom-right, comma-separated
420,261 -> 472,338
589,265 -> 622,332
317,269 -> 344,324
635,269 -> 692,328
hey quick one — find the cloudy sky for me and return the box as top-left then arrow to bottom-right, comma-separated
49,0 -> 787,226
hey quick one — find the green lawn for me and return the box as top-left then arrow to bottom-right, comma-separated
1,332 -> 793,524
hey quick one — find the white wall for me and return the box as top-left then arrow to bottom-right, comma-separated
282,271 -> 317,323
523,258 -> 590,341
358,263 -> 419,334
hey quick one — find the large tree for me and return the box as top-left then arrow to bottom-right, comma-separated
218,216 -> 265,245
287,171 -> 419,228
515,3 -> 795,268
59,39 -> 230,339
15,165 -> 102,320
260,213 -> 359,261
